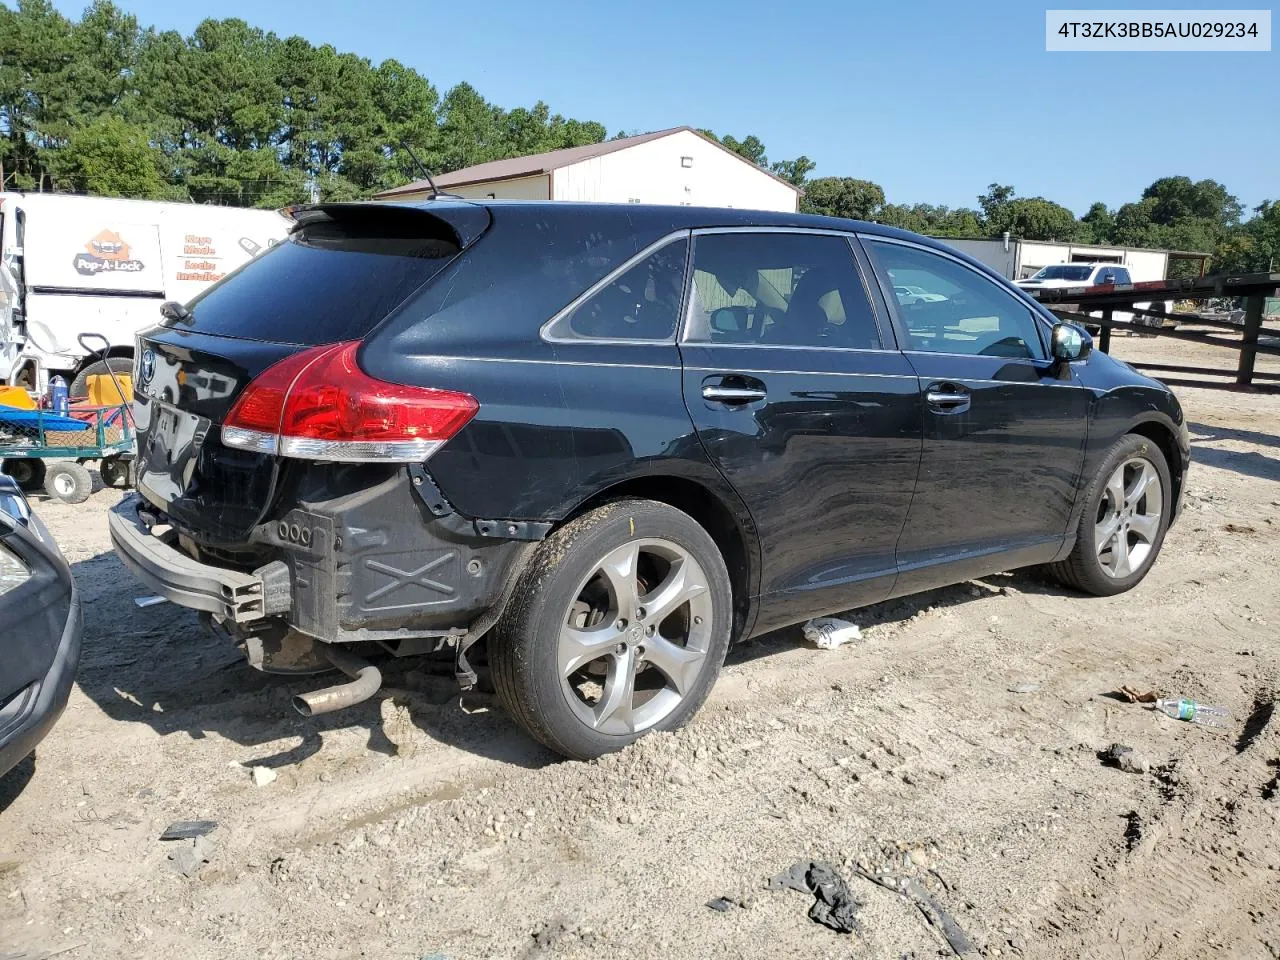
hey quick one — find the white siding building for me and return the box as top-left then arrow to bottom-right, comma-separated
376,127 -> 800,212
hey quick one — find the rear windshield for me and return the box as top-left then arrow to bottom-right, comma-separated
182,211 -> 461,345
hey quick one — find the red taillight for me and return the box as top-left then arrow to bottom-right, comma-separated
222,341 -> 478,462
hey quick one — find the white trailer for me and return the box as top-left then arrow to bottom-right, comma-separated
0,193 -> 289,392
939,236 -> 1172,284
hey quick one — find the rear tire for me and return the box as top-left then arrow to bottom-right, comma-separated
490,499 -> 733,760
43,461 -> 93,504
70,357 -> 133,400
1047,434 -> 1171,596
2,458 -> 46,493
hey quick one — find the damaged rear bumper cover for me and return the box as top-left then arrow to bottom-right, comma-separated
108,498 -> 290,624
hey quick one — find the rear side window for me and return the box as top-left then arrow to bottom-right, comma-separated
545,239 -> 688,341
183,213 -> 460,345
685,232 -> 881,349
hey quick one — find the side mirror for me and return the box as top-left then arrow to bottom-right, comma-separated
1051,322 -> 1092,362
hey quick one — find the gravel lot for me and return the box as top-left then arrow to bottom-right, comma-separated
2,333 -> 1278,960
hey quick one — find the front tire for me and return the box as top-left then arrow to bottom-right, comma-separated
1048,434 -> 1171,596
491,499 -> 733,760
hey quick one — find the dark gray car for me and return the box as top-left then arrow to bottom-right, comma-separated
0,474 -> 82,781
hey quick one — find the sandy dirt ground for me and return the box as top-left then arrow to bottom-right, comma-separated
2,333 -> 1278,960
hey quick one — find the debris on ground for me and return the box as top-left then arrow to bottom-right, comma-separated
802,617 -> 862,650
1124,811 -> 1144,851
705,896 -> 736,912
854,868 -> 975,956
251,766 -> 278,787
133,595 -> 168,608
159,820 -> 217,841
166,834 -> 215,878
1155,698 -> 1229,727
1099,743 -> 1150,775
1007,683 -> 1041,694
769,860 -> 861,933
1115,685 -> 1158,703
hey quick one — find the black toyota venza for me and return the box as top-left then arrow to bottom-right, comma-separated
109,201 -> 1189,760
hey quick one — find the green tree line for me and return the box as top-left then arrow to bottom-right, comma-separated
2,0 -> 1275,274
0,0 -> 608,205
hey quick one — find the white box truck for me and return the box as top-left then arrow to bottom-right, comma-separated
0,193 -> 289,393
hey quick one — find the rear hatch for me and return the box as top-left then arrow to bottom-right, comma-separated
133,202 -> 490,545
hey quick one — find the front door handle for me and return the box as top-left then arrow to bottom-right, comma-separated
703,384 -> 767,404
925,383 -> 971,414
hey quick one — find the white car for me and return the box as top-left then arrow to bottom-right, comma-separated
892,284 -> 948,305
1015,263 -> 1171,327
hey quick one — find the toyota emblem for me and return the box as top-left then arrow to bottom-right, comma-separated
139,348 -> 156,385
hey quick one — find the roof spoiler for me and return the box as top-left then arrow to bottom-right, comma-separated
281,201 -> 492,249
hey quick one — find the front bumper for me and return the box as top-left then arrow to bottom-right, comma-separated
109,500 -> 290,624
0,585 -> 81,779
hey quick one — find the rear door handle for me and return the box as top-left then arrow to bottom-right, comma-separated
703,384 -> 767,404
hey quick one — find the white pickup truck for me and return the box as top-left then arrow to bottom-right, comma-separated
1015,262 -> 1172,328
0,193 -> 289,393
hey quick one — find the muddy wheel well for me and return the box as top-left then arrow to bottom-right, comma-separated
564,476 -> 754,639
1130,420 -> 1184,508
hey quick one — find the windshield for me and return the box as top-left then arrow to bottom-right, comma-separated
1030,265 -> 1094,281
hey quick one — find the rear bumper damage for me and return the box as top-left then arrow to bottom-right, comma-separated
109,501 -> 290,623
109,469 -> 537,706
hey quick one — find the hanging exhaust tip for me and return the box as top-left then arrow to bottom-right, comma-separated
293,646 -> 382,717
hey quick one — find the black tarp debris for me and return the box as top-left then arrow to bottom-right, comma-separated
769,860 -> 861,934
855,868 -> 975,956
159,820 -> 217,841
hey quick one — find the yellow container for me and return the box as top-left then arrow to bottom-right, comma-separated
87,373 -> 133,405
0,385 -> 36,410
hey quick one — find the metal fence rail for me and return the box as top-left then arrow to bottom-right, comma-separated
1027,271 -> 1280,392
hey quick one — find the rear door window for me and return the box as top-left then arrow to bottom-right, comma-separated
183,212 -> 461,345
685,232 -> 882,349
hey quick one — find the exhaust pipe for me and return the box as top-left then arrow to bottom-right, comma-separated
293,646 -> 382,717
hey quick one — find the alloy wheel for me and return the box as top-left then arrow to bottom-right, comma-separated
558,538 -> 713,736
1094,457 -> 1163,578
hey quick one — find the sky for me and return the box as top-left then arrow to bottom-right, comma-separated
50,0 -> 1280,216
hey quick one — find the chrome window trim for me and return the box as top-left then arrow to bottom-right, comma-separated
683,365 -> 912,379
858,234 -> 1051,361
539,230 -> 691,346
678,226 -> 890,352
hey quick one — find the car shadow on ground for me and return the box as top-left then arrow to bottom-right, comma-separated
1188,421 -> 1280,483
68,551 -> 556,774
726,568 -> 1074,667
68,549 -> 1076,771
0,753 -> 36,814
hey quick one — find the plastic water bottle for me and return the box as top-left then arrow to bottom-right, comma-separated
48,375 -> 69,416
1155,698 -> 1229,728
